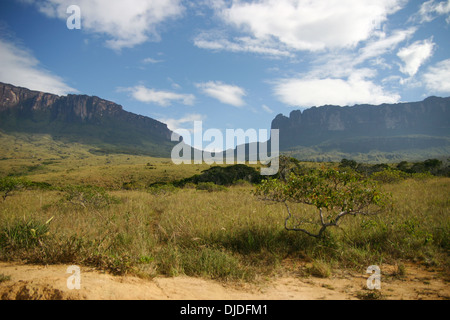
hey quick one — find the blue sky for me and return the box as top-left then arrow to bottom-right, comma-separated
0,0 -> 449,146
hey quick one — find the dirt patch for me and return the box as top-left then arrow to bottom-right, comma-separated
0,262 -> 448,300
1,282 -> 73,300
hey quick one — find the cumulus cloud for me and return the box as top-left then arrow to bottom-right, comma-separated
196,81 -> 246,107
205,0 -> 406,53
0,38 -> 76,95
397,39 -> 435,77
124,85 -> 195,107
423,59 -> 450,93
25,0 -> 184,50
273,75 -> 400,108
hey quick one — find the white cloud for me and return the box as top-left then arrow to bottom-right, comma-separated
196,81 -> 246,107
397,39 -> 435,77
26,0 -> 184,50
416,0 -> 450,23
124,85 -> 195,107
274,75 -> 400,107
194,33 -> 292,57
209,0 -> 406,53
0,38 -> 76,95
262,104 -> 273,114
159,113 -> 206,132
356,28 -> 416,65
142,57 -> 164,64
423,59 -> 450,93
306,28 -> 415,81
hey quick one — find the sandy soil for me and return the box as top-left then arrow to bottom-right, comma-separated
0,262 -> 448,300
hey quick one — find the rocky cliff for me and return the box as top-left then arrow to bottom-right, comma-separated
271,97 -> 450,154
0,82 -> 176,157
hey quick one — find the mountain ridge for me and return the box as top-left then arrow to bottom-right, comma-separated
1,82 -> 449,163
0,82 -> 177,157
270,96 -> 450,162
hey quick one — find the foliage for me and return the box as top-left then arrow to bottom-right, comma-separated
0,217 -> 53,250
371,169 -> 410,184
176,164 -> 263,187
339,158 -> 450,178
255,167 -> 390,238
147,183 -> 178,195
273,155 -> 306,182
0,177 -> 31,200
398,159 -> 448,176
63,185 -> 120,208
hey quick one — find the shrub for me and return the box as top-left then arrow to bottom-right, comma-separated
147,183 -> 178,195
371,169 -> 409,184
177,164 -> 263,186
63,185 -> 120,208
255,168 -> 390,238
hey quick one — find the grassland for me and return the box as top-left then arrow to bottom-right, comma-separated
0,132 -> 449,284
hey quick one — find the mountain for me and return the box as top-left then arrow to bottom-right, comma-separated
0,82 -> 178,157
2,82 -> 449,164
271,97 -> 450,162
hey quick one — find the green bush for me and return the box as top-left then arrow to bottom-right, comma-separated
63,185 -> 120,208
147,183 -> 178,195
371,169 -> 409,184
256,167 -> 390,238
177,164 -> 263,187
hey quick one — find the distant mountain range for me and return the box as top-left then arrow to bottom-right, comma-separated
1,82 -> 449,163
271,97 -> 450,162
0,82 -> 177,157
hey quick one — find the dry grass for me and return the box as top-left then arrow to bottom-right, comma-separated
0,176 -> 448,281
0,136 -> 448,281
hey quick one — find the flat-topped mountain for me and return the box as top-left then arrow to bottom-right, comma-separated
271,97 -> 450,162
0,82 -> 177,157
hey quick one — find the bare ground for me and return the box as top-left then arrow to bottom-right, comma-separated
0,262 -> 448,300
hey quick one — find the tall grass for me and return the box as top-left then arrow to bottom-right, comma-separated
0,176 -> 448,281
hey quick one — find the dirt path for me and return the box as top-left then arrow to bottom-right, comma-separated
0,262 -> 448,300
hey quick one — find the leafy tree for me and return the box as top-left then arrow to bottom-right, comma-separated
255,168 -> 390,238
339,159 -> 358,170
274,155 -> 305,182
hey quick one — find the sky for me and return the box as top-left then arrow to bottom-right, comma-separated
0,0 -> 449,147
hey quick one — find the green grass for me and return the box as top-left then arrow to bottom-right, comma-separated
0,177 -> 448,280
0,132 -> 448,281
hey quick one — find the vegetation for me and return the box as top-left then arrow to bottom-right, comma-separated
339,158 -> 449,178
0,138 -> 448,283
174,164 -> 264,187
255,167 -> 390,238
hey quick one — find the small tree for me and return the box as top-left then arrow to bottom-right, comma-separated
255,167 -> 390,238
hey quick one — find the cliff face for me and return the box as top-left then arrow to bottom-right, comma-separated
271,97 -> 450,151
0,82 -> 175,156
